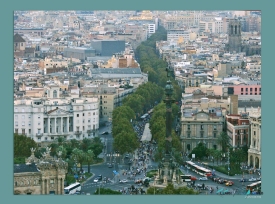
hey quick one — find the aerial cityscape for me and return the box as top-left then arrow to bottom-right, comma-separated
13,10 -> 262,196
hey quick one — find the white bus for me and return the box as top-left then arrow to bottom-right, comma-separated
64,182 -> 81,195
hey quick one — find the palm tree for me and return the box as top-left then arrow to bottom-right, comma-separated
56,136 -> 66,146
71,148 -> 85,172
217,132 -> 230,153
85,150 -> 94,173
56,145 -> 67,160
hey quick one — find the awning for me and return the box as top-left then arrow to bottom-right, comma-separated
216,189 -> 224,194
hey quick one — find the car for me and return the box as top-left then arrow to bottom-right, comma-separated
101,131 -> 109,135
256,177 -> 261,181
125,154 -> 130,158
191,176 -> 197,181
119,179 -> 128,183
239,178 -> 248,182
199,177 -> 208,181
108,164 -> 113,168
225,181 -> 234,186
94,175 -> 102,182
218,179 -> 225,184
248,177 -> 257,182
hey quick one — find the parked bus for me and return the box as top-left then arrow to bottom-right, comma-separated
64,182 -> 81,195
180,175 -> 192,182
180,175 -> 197,182
185,161 -> 212,177
246,181 -> 261,192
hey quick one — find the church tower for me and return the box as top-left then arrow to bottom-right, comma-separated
228,19 -> 242,53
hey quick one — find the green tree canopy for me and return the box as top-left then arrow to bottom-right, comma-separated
14,134 -> 37,158
113,130 -> 139,155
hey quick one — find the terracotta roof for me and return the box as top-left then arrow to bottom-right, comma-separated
14,33 -> 26,43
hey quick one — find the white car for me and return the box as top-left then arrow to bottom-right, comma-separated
199,177 -> 208,181
248,177 -> 257,182
119,179 -> 128,183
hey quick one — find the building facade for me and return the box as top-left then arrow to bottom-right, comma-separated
180,109 -> 225,153
227,19 -> 242,53
248,109 -> 261,168
14,147 -> 67,195
226,113 -> 250,148
14,87 -> 99,144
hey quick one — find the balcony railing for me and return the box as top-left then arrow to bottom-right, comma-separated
36,133 -> 43,137
74,131 -> 82,135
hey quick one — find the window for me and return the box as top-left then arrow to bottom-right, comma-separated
15,121 -> 18,126
45,137 -> 48,141
83,113 -> 85,116
254,131 -> 256,135
187,133 -> 190,138
51,137 -> 54,140
53,90 -> 57,98
15,129 -> 18,134
187,125 -> 190,130
50,179 -> 54,187
88,120 -> 90,123
38,116 -> 40,119
93,112 -> 95,115
255,88 -> 257,91
29,129 -> 31,134
214,133 -> 216,138
22,121 -> 25,126
22,108 -> 25,112
213,125 -> 217,130
15,115 -> 18,120
88,112 -> 91,116
241,88 -> 243,91
15,108 -> 18,112
28,115 -> 31,119
201,133 -> 203,138
250,88 -> 252,91
77,114 -> 79,117
201,125 -> 203,130
246,88 -> 248,91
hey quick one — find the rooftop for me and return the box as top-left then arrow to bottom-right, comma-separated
14,163 -> 39,173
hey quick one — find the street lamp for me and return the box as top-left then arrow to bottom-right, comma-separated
227,149 -> 230,176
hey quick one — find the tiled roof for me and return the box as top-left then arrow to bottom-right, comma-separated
14,163 -> 39,173
14,33 -> 26,43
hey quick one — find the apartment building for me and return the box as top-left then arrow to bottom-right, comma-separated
226,113 -> 250,148
167,29 -> 190,42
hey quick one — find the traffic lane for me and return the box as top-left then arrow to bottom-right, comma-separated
189,180 -> 246,195
82,164 -> 116,184
81,180 -> 143,194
